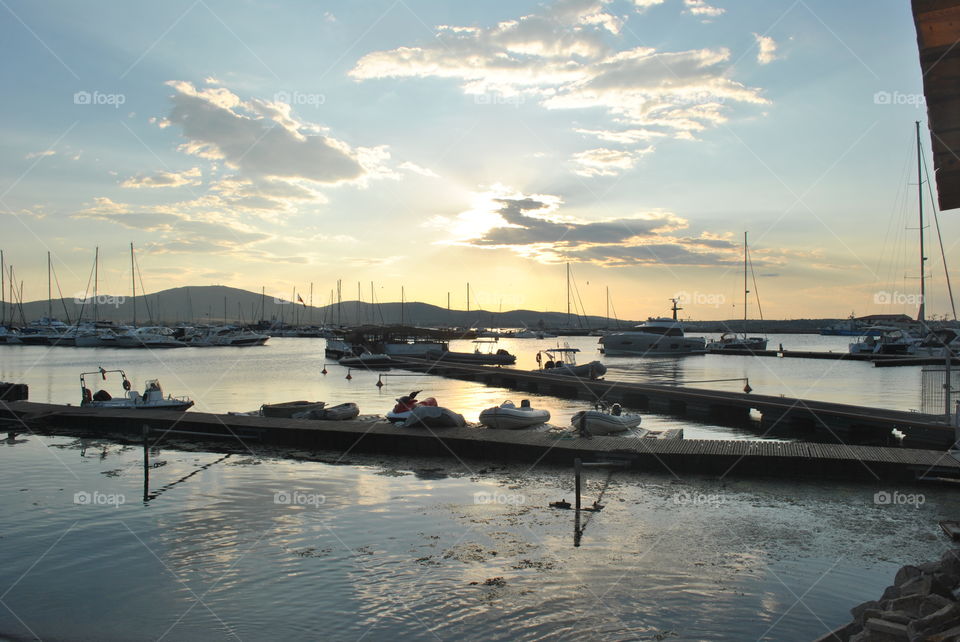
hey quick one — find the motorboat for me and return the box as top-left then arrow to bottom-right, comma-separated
324,337 -> 357,359
115,326 -> 186,349
292,402 -> 360,421
338,353 -> 395,368
426,339 -> 516,365
848,326 -> 920,355
599,299 -> 706,356
184,325 -> 269,347
386,390 -> 465,427
479,399 -> 550,429
80,368 -> 194,411
0,326 -> 21,345
261,400 -> 325,418
820,315 -> 883,336
911,327 -> 960,358
571,404 -> 642,435
705,332 -> 768,352
18,317 -> 71,346
534,347 -> 606,379
513,329 -> 557,339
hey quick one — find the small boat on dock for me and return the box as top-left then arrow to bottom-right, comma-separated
386,390 -> 465,427
426,339 -> 517,365
479,399 -> 550,430
261,400 -> 325,418
338,353 -> 395,368
80,368 -> 194,411
535,347 -> 606,379
571,403 -> 642,435
292,402 -> 360,421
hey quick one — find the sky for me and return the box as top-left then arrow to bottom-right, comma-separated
0,0 -> 955,321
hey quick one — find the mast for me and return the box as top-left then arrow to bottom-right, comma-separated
401,286 -> 405,326
94,246 -> 99,322
261,286 -> 265,323
336,279 -> 342,327
309,282 -> 313,324
130,242 -> 137,327
357,281 -> 361,326
743,231 -> 749,336
606,286 -> 609,329
47,251 -> 52,319
466,283 -> 470,313
1,250 -> 4,326
566,263 -> 571,327
917,121 -> 927,325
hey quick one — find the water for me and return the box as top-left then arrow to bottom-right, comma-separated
0,336 -> 944,640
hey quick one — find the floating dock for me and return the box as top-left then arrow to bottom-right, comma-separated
3,401 -> 959,483
383,359 -> 957,449
705,349 -> 960,367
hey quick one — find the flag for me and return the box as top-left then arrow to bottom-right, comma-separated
297,294 -> 305,307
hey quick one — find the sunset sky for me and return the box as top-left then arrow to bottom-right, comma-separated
1,0 -> 954,321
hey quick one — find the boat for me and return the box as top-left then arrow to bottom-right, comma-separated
912,327 -> 960,357
820,314 -> 883,336
324,337 -> 357,359
426,339 -> 516,365
0,326 -> 21,345
80,368 -> 194,411
115,326 -> 187,348
261,400 -> 325,418
291,402 -> 360,421
599,299 -> 706,356
571,403 -> 642,435
402,404 -> 467,428
386,390 -> 435,423
478,399 -> 550,429
534,347 -> 607,379
848,326 -> 920,355
184,325 -> 269,347
706,232 -> 768,352
338,353 -> 395,368
513,328 -> 557,339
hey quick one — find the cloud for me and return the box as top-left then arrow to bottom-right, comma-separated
25,150 -> 56,159
350,0 -> 765,150
399,161 -> 440,178
754,33 -> 778,64
121,167 -> 202,189
570,147 -> 652,177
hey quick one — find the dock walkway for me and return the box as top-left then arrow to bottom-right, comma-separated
3,401 -> 960,483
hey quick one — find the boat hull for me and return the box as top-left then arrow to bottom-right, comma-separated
600,333 -> 706,356
571,410 -> 642,435
261,401 -> 325,418
479,405 -> 550,430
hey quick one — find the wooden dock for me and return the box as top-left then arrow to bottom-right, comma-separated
705,348 -> 960,367
3,401 -> 960,483
386,359 -> 958,449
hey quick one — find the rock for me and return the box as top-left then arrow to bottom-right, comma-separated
885,594 -> 925,617
853,600 -> 883,623
927,622 -> 960,641
899,576 -> 933,598
812,623 -> 859,642
848,631 -> 872,642
882,585 -> 903,601
907,602 -> 960,641
865,617 -> 909,638
919,561 -> 942,575
934,571 -> 960,591
896,565 -> 923,586
875,611 -> 914,626
920,594 -> 954,617
941,549 -> 960,577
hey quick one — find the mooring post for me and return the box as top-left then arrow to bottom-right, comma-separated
574,458 -> 582,512
142,424 -> 150,503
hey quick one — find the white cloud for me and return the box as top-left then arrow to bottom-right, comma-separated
350,0 -> 765,148
121,167 -> 202,189
754,33 -> 778,64
399,161 -> 440,178
25,150 -> 56,159
570,147 -> 651,177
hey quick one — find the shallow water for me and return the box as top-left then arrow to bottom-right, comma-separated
0,335 -> 945,640
0,434 -> 952,641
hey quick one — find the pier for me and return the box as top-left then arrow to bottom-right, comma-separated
3,401 -> 960,483
704,348 -> 960,367
382,359 -> 957,449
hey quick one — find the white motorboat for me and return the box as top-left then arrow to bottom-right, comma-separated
184,325 -> 269,347
599,299 -> 706,356
324,337 -> 357,359
513,329 -> 557,339
18,317 -> 71,345
534,347 -> 606,379
848,326 -> 920,355
570,404 -> 642,435
705,332 -> 768,352
80,368 -> 194,411
261,400 -> 325,418
908,327 -> 960,357
0,326 -> 21,345
426,339 -> 516,365
338,353 -> 395,368
115,326 -> 186,349
479,399 -> 550,430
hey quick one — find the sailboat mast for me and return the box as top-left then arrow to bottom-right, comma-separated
47,251 -> 52,319
743,231 -> 749,333
466,283 -> 470,313
606,286 -> 609,328
566,263 -> 571,327
1,250 -> 5,326
130,242 -> 137,327
94,246 -> 99,322
917,121 -> 927,324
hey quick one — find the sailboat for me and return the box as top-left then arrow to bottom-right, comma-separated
706,232 -> 768,352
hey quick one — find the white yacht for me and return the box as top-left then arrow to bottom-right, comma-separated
115,326 -> 186,349
599,299 -> 706,356
848,326 -> 920,355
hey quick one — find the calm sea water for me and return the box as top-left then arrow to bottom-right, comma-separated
0,335 -> 946,640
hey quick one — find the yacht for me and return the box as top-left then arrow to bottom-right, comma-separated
599,299 -> 706,356
848,326 -> 920,355
115,326 -> 186,349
